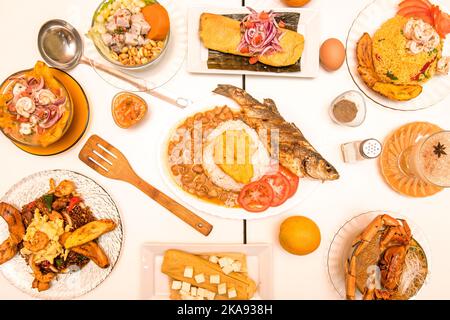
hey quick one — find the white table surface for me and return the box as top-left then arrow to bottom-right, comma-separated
0,0 -> 449,300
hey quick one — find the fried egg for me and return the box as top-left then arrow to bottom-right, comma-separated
202,120 -> 272,192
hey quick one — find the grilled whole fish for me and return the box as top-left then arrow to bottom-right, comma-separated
213,85 -> 339,181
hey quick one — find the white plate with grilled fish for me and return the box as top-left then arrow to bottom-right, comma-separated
158,85 -> 339,220
187,6 -> 320,78
141,243 -> 273,300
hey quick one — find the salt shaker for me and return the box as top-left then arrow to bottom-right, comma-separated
341,138 -> 382,163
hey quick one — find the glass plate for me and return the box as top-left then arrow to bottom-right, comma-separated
346,0 -> 450,111
0,170 -> 123,299
327,211 -> 431,300
84,0 -> 187,91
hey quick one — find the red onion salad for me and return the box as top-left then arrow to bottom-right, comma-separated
237,7 -> 286,64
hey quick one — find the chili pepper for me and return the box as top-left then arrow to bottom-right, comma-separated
411,57 -> 437,81
68,197 -> 81,212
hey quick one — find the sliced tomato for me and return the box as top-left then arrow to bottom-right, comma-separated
259,11 -> 270,20
238,181 -> 274,212
249,56 -> 259,64
240,46 -> 250,54
403,11 -> 434,24
261,173 -> 291,207
278,166 -> 300,198
399,0 -> 431,10
398,6 -> 430,18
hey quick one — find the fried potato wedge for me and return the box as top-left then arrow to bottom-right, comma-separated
63,219 -> 116,249
372,82 -> 423,101
357,66 -> 379,88
356,32 -> 374,70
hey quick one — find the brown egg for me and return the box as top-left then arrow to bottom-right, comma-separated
319,38 -> 346,71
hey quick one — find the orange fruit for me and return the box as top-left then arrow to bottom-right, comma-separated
279,216 -> 321,255
281,0 -> 311,7
141,3 -> 170,41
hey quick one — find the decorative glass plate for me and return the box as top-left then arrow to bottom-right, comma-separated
0,170 -> 123,299
346,0 -> 450,111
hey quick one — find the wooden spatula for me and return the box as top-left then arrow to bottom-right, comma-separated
79,134 -> 213,236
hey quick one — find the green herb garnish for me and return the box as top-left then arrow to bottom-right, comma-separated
386,71 -> 398,81
42,194 -> 54,211
143,0 -> 156,5
55,258 -> 63,268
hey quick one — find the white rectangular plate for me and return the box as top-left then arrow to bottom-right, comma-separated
187,6 -> 320,78
141,243 -> 273,300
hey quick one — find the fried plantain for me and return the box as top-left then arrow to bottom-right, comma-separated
60,232 -> 110,268
357,66 -> 379,88
356,33 -> 375,70
372,82 -> 423,101
63,219 -> 116,249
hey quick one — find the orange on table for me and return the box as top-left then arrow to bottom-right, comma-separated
279,216 -> 321,256
281,0 -> 311,7
141,3 -> 170,41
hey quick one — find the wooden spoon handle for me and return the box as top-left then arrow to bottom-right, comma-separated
130,176 -> 213,236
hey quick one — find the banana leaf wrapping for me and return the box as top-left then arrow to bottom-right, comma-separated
207,12 -> 301,73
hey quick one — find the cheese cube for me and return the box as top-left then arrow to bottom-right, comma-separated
197,287 -> 206,299
218,257 -> 233,268
218,283 -> 227,295
210,274 -> 220,284
179,290 -> 190,297
228,288 -> 237,299
231,261 -> 242,272
206,290 -> 216,300
195,273 -> 205,284
222,265 -> 234,275
181,281 -> 191,292
209,255 -> 219,264
191,286 -> 197,297
184,266 -> 194,278
171,280 -> 182,290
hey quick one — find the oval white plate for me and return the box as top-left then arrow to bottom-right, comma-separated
327,211 -> 431,300
346,0 -> 450,111
0,170 -> 123,300
157,93 -> 322,220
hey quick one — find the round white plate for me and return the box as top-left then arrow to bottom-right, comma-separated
346,0 -> 450,111
327,210 -> 431,300
0,170 -> 123,299
157,93 -> 322,220
85,0 -> 187,91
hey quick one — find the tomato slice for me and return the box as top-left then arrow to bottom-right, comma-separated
238,181 -> 273,212
278,166 -> 300,198
399,0 -> 431,10
261,173 -> 291,207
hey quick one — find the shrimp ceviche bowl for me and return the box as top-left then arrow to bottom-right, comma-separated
0,62 -> 73,147
88,0 -> 171,69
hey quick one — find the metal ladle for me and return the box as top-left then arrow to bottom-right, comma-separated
37,19 -> 191,108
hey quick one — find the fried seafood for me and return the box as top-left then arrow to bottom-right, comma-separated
345,214 -> 427,300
